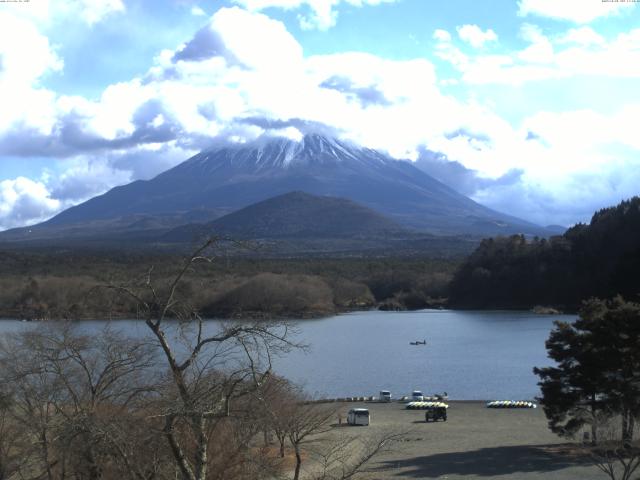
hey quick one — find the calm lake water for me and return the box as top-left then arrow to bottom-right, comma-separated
0,309 -> 574,400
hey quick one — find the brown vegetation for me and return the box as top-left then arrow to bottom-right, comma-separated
0,240 -> 400,480
0,251 -> 457,320
203,273 -> 337,318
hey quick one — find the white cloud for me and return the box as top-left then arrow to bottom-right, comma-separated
433,30 -> 469,67
2,0 -> 125,26
433,29 -> 451,42
473,157 -> 640,227
50,158 -> 133,203
77,0 -> 125,25
0,11 -> 63,86
1,4 -> 639,229
0,6 -> 470,213
191,5 -> 207,17
437,23 -> 640,85
232,0 -> 400,30
556,26 -> 605,46
517,23 -> 554,63
518,0 -> 635,24
270,126 -> 304,141
522,106 -> 640,166
0,177 -> 61,230
471,103 -> 640,225
0,141 -> 199,231
456,24 -> 498,48
0,11 -> 62,139
209,7 -> 303,69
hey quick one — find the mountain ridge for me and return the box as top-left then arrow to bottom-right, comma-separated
1,134 -> 555,244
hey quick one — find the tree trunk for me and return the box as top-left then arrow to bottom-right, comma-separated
622,410 -> 632,448
85,445 -> 102,480
194,415 -> 208,480
590,398 -> 598,446
622,411 -> 635,448
293,444 -> 302,480
40,426 -> 55,480
164,418 -> 196,480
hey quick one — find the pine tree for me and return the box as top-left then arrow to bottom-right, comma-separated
534,297 -> 640,446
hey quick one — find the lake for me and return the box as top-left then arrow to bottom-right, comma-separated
0,309 -> 573,400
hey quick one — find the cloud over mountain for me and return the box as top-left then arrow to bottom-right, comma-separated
0,1 -> 638,230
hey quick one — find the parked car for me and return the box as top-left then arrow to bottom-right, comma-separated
347,408 -> 370,426
379,390 -> 392,402
425,405 -> 447,422
411,390 -> 424,401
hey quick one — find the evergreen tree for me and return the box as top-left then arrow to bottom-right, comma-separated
534,319 -> 608,444
450,196 -> 640,310
534,297 -> 640,446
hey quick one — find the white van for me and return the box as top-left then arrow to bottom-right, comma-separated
379,390 -> 392,402
347,408 -> 370,426
411,390 -> 424,401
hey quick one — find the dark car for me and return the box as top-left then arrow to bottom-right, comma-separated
425,406 -> 447,422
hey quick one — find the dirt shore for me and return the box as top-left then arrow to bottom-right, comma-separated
323,401 -> 602,479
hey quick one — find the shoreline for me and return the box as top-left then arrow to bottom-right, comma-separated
0,305 -> 576,322
308,398 -> 538,405
0,312 -> 559,402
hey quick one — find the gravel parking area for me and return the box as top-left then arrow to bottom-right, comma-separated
325,401 -> 603,480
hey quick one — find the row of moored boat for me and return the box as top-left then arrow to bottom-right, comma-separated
405,401 -> 449,409
486,400 -> 537,408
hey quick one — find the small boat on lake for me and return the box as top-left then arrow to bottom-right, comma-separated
409,340 -> 427,345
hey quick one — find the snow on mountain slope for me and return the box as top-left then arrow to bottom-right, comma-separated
5,134 -> 548,237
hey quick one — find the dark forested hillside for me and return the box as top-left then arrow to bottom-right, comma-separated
448,197 -> 640,310
163,191 -> 408,240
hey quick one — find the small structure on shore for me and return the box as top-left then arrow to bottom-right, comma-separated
347,408 -> 370,426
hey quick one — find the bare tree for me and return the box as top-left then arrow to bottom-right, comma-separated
0,328 -> 66,480
256,378 -> 407,480
255,375 -> 300,458
310,430 -> 407,480
0,390 -> 28,480
0,324 -> 162,480
581,415 -> 640,480
287,401 -> 339,480
3,238 -> 401,480
99,239 -> 299,480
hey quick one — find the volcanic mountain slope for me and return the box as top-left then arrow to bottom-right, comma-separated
163,191 -> 409,241
2,134 -> 550,242
162,192 -> 477,256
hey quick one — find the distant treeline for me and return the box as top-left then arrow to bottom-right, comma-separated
449,197 -> 640,311
5,197 -> 638,319
0,253 -> 458,320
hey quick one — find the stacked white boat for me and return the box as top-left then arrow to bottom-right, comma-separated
486,400 -> 537,409
405,401 -> 449,410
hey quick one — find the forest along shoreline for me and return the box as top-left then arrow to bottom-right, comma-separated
2,197 -> 639,321
0,254 -> 455,321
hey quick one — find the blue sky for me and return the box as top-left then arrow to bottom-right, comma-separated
0,0 -> 639,230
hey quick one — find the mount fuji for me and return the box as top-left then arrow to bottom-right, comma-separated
1,134 -> 554,248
